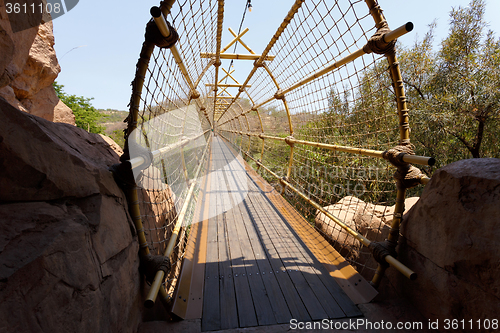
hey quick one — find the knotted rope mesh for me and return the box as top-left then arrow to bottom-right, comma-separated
126,0 -> 424,291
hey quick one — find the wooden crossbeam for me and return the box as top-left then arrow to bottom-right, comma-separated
221,27 -> 249,54
218,69 -> 236,84
221,68 -> 241,85
218,86 -> 230,96
206,84 -> 251,88
228,27 -> 256,54
201,53 -> 275,61
209,96 -> 234,99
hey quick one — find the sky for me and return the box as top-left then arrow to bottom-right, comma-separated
52,0 -> 500,111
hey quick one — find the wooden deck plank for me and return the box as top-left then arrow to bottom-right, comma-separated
227,137 -> 377,306
218,142 -> 296,324
247,193 -> 329,320
213,143 -> 239,331
243,192 -> 312,321
220,146 -> 280,326
224,139 -> 364,318
252,193 -> 347,319
201,160 -> 221,331
266,194 -> 363,317
216,210 -> 239,330
221,162 -> 258,328
201,137 -> 363,331
171,145 -> 211,319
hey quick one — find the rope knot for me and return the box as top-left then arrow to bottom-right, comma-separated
369,240 -> 397,267
383,141 -> 425,189
213,58 -> 222,67
382,140 -> 414,168
140,253 -> 171,283
284,136 -> 295,146
362,21 -> 396,56
190,90 -> 200,99
145,19 -> 179,49
253,60 -> 264,68
274,90 -> 285,100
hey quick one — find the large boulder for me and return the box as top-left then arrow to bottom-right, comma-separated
386,158 -> 500,328
316,196 -> 419,279
0,98 -> 142,332
0,6 -> 74,124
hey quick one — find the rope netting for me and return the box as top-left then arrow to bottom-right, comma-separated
219,0 -> 425,279
121,0 -> 432,305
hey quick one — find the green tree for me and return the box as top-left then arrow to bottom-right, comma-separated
401,0 -> 500,164
53,82 -> 105,134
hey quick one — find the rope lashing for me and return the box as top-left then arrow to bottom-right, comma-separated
362,21 -> 396,56
369,240 -> 397,267
140,253 -> 172,283
145,19 -> 179,49
190,90 -> 201,99
253,60 -> 264,68
383,140 -> 426,189
284,136 -> 295,146
110,161 -> 136,189
274,90 -> 285,100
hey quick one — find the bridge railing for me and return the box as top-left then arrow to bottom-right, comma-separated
217,0 -> 433,287
115,0 -> 434,310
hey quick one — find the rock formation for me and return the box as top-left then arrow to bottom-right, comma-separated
316,196 -> 419,279
386,158 -> 500,328
0,5 -> 74,124
0,98 -> 141,332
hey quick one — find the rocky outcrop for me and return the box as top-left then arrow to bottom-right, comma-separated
385,158 -> 500,329
0,98 -> 141,332
316,196 -> 419,279
0,6 -> 74,124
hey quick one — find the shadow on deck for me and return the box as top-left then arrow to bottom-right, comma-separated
151,137 -> 383,332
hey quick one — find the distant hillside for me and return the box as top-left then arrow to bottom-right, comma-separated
98,109 -> 128,148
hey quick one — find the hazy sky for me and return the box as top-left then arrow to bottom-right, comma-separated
52,0 -> 500,111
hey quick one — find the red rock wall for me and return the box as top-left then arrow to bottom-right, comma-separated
0,1 -> 74,124
384,158 -> 500,330
0,99 -> 142,332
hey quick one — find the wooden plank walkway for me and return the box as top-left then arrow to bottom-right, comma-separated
196,137 -> 362,331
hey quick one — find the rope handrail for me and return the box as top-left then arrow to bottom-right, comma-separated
221,129 -> 435,167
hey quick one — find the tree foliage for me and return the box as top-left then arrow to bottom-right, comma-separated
400,0 -> 500,164
53,82 -> 105,134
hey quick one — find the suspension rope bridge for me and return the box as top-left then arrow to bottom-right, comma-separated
111,0 -> 434,330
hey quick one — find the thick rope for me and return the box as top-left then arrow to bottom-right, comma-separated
369,240 -> 397,267
140,253 -> 172,283
145,19 -> 179,49
362,21 -> 396,56
383,140 -> 425,189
